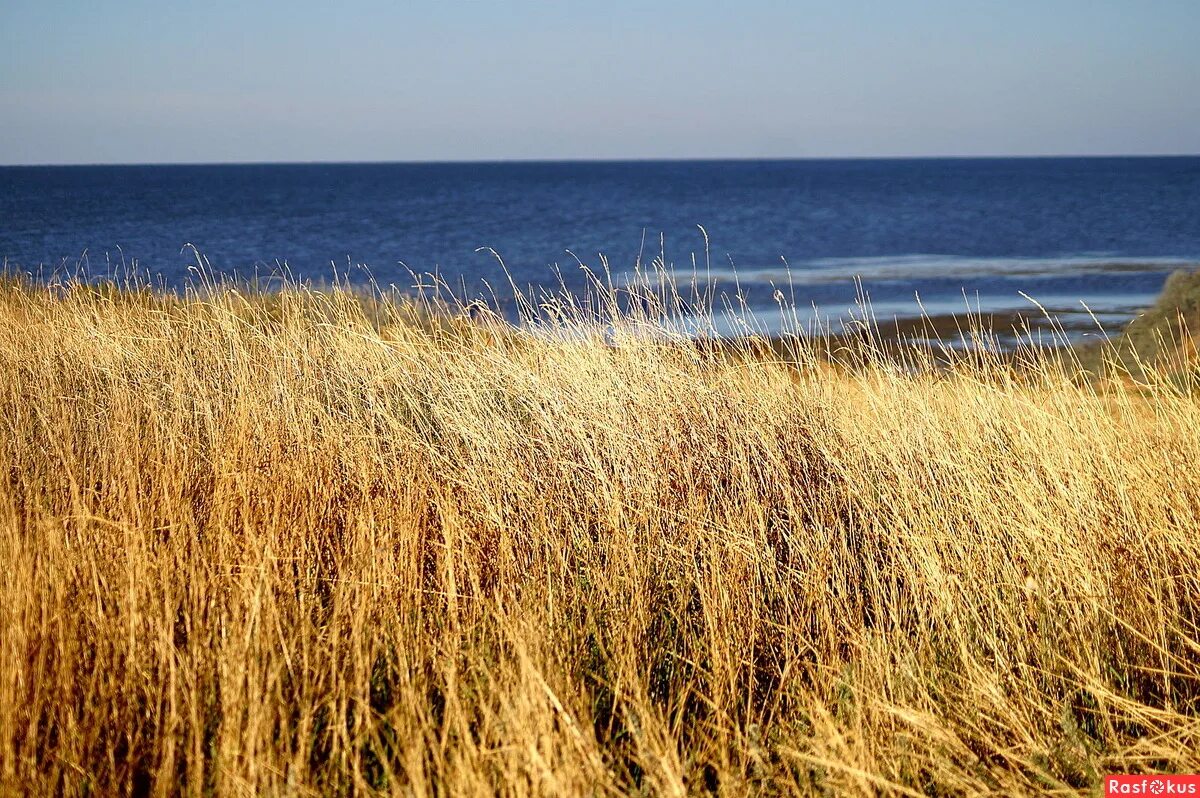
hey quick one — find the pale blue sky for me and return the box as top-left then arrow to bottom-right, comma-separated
1,0 -> 1197,164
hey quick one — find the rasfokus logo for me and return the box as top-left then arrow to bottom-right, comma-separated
1106,775 -> 1200,795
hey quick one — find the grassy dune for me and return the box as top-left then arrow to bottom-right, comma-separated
1,277 -> 1199,796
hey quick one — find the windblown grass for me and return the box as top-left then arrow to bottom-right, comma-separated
1094,269 -> 1200,384
1,276 -> 1198,796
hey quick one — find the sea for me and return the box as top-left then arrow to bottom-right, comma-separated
3,157 -> 1199,341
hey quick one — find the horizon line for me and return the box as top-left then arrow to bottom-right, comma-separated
3,152 -> 1200,169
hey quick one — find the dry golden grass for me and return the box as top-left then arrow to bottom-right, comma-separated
1,277 -> 1198,796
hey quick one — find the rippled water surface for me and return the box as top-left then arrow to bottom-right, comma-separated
3,158 -> 1198,337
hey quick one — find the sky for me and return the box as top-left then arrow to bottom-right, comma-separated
1,0 -> 1197,165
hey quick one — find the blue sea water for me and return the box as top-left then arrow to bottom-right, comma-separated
2,157 -> 1199,338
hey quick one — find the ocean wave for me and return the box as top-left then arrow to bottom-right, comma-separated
623,254 -> 1198,287
710,255 -> 1200,286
